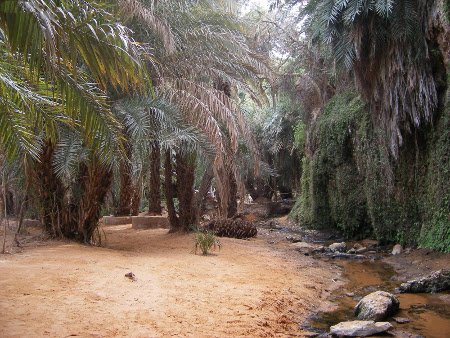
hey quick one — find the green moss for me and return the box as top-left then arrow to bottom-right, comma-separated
291,86 -> 450,251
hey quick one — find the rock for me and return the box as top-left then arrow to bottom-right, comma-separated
125,272 -> 137,281
356,247 -> 367,254
360,239 -> 379,248
390,330 -> 425,338
286,236 -> 303,243
354,291 -> 399,321
332,253 -> 366,259
312,246 -> 326,253
347,244 -> 367,255
399,269 -> 450,293
292,242 -> 324,255
329,242 -> 347,253
392,317 -> 412,324
329,320 -> 393,337
291,241 -> 314,249
353,243 -> 364,250
392,244 -> 403,255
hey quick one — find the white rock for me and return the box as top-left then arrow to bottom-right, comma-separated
329,242 -> 347,253
330,320 -> 393,337
291,242 -> 314,249
392,244 -> 403,255
355,291 -> 399,321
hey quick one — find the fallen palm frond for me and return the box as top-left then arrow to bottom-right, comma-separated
204,219 -> 257,239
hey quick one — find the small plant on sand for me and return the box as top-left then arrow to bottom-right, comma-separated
192,226 -> 221,255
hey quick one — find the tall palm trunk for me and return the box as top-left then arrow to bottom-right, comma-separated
35,141 -> 65,237
214,77 -> 238,217
75,162 -> 113,243
227,164 -> 238,218
131,176 -> 142,216
194,167 -> 214,224
116,131 -> 134,216
164,149 -> 179,230
175,151 -> 196,231
148,141 -> 162,215
60,161 -> 113,243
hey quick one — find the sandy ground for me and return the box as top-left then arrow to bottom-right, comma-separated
0,223 -> 337,337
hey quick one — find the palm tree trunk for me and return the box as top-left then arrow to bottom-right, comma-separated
76,162 -> 113,243
194,167 -> 214,224
116,134 -> 133,216
14,167 -> 32,246
164,149 -> 179,231
130,177 -> 142,216
175,151 -> 196,231
227,165 -> 238,218
34,141 -> 65,237
148,141 -> 162,215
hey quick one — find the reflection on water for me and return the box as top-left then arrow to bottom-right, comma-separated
304,259 -> 450,338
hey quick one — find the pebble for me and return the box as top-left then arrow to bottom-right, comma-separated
392,317 -> 412,324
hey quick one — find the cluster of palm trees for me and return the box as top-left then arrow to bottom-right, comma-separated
0,0 -> 273,243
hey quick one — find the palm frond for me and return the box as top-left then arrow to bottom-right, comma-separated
53,127 -> 85,180
118,0 -> 175,54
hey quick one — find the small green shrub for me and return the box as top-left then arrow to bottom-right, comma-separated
192,226 -> 222,255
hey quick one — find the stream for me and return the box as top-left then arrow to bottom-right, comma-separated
303,258 -> 450,337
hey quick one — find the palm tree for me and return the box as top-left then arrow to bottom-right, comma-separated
0,0 -> 148,160
112,95 -> 206,224
300,0 -> 438,157
117,0 -> 271,220
0,0 -> 150,241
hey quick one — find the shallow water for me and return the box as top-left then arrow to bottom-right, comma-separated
304,259 -> 450,337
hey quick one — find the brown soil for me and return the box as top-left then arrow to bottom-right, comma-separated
383,248 -> 450,282
0,222 -> 336,337
1,216 -> 449,337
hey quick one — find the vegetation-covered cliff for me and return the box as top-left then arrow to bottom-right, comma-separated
289,0 -> 450,251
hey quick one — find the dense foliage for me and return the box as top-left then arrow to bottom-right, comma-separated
286,0 -> 449,250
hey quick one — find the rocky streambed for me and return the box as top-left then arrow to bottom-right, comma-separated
255,217 -> 450,337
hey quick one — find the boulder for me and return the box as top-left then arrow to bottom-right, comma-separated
392,244 -> 403,255
347,243 -> 367,254
292,242 -> 325,255
329,242 -> 347,253
399,269 -> 450,293
330,320 -> 393,337
355,247 -> 367,254
291,242 -> 314,249
354,291 -> 399,321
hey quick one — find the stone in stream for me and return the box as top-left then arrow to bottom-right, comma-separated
399,269 -> 450,293
329,320 -> 393,337
392,244 -> 403,255
332,253 -> 366,259
354,291 -> 399,321
392,317 -> 412,324
329,242 -> 347,253
348,244 -> 368,254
